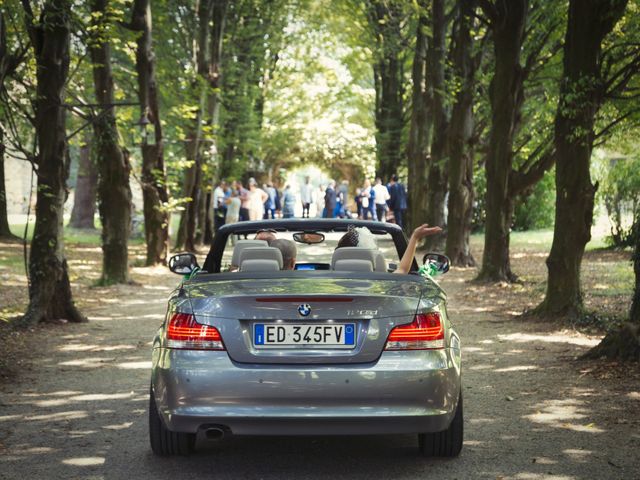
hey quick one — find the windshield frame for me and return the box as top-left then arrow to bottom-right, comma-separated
201,219 -> 415,273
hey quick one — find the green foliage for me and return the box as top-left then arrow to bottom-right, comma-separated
512,170 -> 556,231
597,154 -> 640,248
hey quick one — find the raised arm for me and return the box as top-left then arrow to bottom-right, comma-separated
395,224 -> 443,274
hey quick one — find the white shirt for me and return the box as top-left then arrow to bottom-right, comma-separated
225,197 -> 240,221
213,186 -> 225,209
373,184 -> 390,205
300,183 -> 312,203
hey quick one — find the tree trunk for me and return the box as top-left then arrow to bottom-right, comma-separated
90,0 -> 132,284
445,0 -> 476,267
0,130 -> 19,240
130,0 -> 170,266
175,0 -> 212,252
423,0 -> 448,252
201,0 -> 228,246
69,134 -> 97,229
0,14 -> 21,242
19,0 -> 86,326
584,217 -> 639,360
632,220 -> 640,324
366,1 -> 404,181
195,183 -> 207,244
175,132 -> 201,252
477,0 -> 527,282
537,0 -> 628,316
406,1 -> 430,233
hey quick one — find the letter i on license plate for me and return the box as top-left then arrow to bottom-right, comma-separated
254,323 -> 355,348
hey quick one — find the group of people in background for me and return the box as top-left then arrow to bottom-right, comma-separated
211,173 -> 408,233
323,175 -> 408,228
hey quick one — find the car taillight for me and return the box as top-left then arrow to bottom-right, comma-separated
385,312 -> 445,350
166,312 -> 225,350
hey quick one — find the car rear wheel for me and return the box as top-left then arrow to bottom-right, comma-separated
149,388 -> 195,456
418,393 -> 463,457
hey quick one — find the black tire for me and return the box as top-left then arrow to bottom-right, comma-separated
149,388 -> 195,456
418,393 -> 463,457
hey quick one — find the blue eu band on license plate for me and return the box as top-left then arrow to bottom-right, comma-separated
254,323 -> 355,348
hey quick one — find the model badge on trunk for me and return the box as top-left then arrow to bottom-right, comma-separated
298,304 -> 311,316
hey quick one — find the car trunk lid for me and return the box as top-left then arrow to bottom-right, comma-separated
182,274 -> 442,364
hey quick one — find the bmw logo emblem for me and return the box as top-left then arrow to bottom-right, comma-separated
298,304 -> 311,317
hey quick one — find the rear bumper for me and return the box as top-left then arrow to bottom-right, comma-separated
151,348 -> 461,435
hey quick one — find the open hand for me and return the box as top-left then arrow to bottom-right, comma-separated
412,224 -> 442,240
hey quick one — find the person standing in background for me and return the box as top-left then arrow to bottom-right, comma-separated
264,183 -> 277,219
388,174 -> 408,229
300,176 -> 312,218
212,180 -> 227,232
337,180 -> 349,218
355,188 -> 363,219
235,180 -> 250,222
324,180 -> 337,218
224,189 -> 241,245
247,178 -> 268,221
315,184 -> 325,217
282,185 -> 296,218
372,177 -> 391,222
361,178 -> 376,220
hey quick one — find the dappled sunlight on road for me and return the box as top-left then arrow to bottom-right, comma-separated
525,398 -> 605,433
497,332 -> 599,348
0,246 -> 637,480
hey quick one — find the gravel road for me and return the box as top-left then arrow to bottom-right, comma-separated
1,266 -> 638,480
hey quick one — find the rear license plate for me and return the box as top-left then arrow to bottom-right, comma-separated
254,323 -> 356,348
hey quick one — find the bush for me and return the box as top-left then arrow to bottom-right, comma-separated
512,170 -> 556,231
472,165 -> 556,233
600,156 -> 640,248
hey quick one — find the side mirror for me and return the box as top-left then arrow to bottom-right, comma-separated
422,253 -> 450,275
169,253 -> 200,275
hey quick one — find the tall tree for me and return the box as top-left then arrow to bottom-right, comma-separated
129,0 -> 170,265
68,134 -> 97,229
175,0 -> 212,252
475,0 -> 564,281
364,0 -> 405,181
199,0 -> 228,245
406,1 -> 430,234
445,0 -> 478,266
537,0 -> 629,316
19,0 -> 85,326
89,0 -> 132,284
422,0 -> 449,251
0,10 -> 25,241
476,0 -> 528,282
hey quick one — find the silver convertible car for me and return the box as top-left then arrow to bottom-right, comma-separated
149,219 -> 462,457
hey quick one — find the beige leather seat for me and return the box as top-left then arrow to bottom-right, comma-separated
330,247 -> 387,272
239,246 -> 283,272
231,239 -> 269,267
333,259 -> 374,272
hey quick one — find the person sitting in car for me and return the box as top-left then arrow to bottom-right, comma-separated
336,224 -> 441,274
270,238 -> 297,270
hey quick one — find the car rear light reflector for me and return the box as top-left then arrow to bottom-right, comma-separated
166,313 -> 225,350
385,312 -> 445,350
